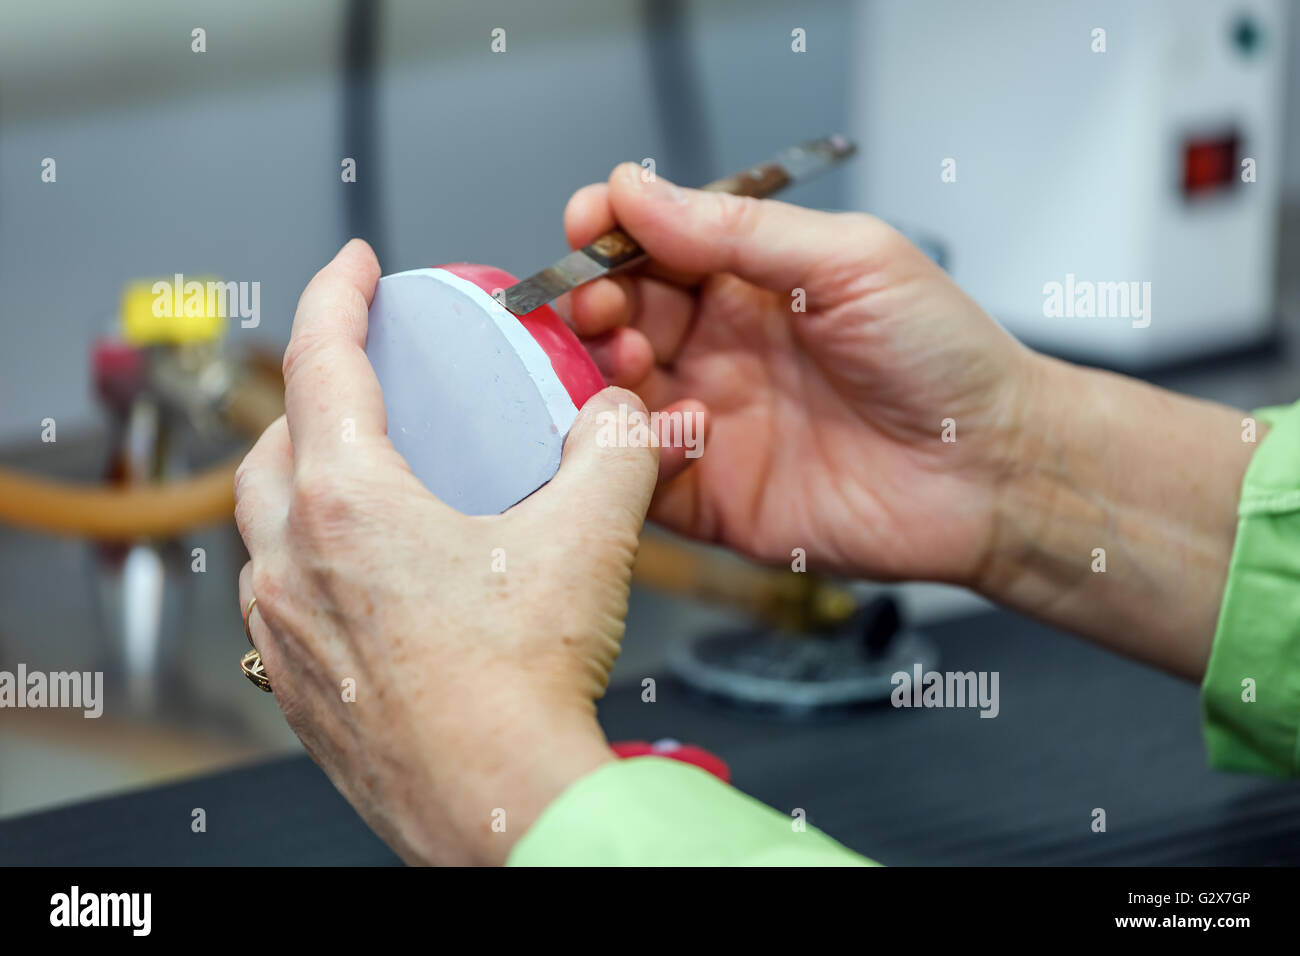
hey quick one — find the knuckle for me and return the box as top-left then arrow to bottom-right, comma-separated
289,466 -> 354,540
280,337 -> 316,384
233,488 -> 256,539
250,562 -> 288,622
604,386 -> 647,418
232,458 -> 250,500
232,458 -> 261,541
712,192 -> 762,238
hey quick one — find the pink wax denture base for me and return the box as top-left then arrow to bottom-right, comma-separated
365,264 -> 603,516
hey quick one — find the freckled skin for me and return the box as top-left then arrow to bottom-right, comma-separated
238,160 -> 1254,867
565,164 -> 1032,586
563,165 -> 1251,679
235,238 -> 658,865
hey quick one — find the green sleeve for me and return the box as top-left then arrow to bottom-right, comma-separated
507,756 -> 876,866
1202,400 -> 1300,776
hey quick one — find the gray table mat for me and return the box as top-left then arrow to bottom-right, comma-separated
2,610 -> 1297,865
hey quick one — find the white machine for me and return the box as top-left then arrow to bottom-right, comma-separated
849,0 -> 1289,368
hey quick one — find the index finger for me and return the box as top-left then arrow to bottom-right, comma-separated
282,239 -> 386,466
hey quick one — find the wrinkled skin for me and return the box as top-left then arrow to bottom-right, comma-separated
235,169 -> 1046,865
564,163 -> 1036,584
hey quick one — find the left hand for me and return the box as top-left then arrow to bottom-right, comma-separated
562,165 -> 1034,584
233,239 -> 659,865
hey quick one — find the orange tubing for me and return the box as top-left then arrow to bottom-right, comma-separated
0,369 -> 282,542
0,458 -> 240,542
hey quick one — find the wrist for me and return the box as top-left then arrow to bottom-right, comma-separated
423,693 -> 614,866
960,347 -> 1060,595
973,351 -> 1254,677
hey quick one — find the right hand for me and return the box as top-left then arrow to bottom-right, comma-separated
563,163 -> 1041,586
234,240 -> 658,864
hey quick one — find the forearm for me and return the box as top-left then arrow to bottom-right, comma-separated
975,354 -> 1258,680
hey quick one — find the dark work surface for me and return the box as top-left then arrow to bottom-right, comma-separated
3,609 -> 1299,866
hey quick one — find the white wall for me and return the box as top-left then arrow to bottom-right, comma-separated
0,0 -> 850,445
1,0 -> 1292,444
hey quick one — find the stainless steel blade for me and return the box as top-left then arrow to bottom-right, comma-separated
496,134 -> 858,316
495,248 -> 615,317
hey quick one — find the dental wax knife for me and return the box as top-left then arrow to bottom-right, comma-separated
495,134 -> 857,317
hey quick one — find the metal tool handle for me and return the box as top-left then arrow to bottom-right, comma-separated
498,134 -> 857,315
575,134 -> 855,273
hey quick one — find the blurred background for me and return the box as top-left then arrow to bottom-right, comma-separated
0,0 -> 1297,854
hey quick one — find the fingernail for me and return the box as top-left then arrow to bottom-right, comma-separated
627,164 -> 685,203
649,177 -> 687,204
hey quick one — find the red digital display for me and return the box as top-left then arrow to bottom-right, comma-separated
1182,133 -> 1239,196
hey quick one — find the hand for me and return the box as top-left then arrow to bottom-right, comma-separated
563,164 -> 1037,586
564,167 -> 1255,679
233,240 -> 659,865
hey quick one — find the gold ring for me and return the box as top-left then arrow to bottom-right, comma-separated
243,597 -> 258,648
240,596 -> 272,692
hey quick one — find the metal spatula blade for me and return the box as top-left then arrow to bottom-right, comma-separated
495,134 -> 857,317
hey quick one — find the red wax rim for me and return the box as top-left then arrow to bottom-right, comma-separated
436,263 -> 605,408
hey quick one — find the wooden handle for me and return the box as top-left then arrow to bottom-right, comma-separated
700,162 -> 792,198
579,228 -> 643,270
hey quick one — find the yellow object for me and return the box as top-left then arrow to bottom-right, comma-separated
120,276 -> 226,345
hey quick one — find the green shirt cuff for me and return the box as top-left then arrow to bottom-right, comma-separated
1202,401 -> 1300,776
507,756 -> 876,866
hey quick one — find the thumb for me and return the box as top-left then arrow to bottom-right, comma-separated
604,161 -> 869,295
521,387 -> 658,541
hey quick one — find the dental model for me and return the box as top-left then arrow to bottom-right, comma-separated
365,263 -> 604,515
